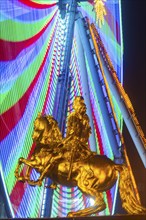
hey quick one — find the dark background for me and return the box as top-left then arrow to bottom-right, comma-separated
121,0 -> 146,207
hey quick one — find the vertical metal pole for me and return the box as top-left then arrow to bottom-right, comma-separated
76,12 -> 122,161
53,0 -> 78,134
42,1 -> 78,217
74,23 -> 97,152
95,36 -> 146,167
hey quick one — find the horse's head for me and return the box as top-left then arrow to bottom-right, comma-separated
32,113 -> 48,143
32,113 -> 62,145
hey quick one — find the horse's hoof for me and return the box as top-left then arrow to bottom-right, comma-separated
67,212 -> 74,217
28,180 -> 36,186
37,180 -> 42,186
49,183 -> 57,189
27,179 -> 42,186
14,173 -> 18,178
17,177 -> 25,182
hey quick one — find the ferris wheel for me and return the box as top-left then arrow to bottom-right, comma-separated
0,0 -> 145,218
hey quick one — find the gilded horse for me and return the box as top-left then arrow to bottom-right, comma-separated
15,114 -> 146,217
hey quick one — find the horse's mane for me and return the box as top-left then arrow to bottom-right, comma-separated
38,114 -> 63,145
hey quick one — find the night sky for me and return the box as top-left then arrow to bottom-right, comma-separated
121,0 -> 146,207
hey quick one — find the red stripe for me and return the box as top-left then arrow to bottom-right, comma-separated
42,27 -> 61,114
19,0 -> 56,9
10,181 -> 26,215
115,20 -> 121,43
10,143 -> 37,215
42,45 -> 58,114
104,8 -> 121,44
87,0 -> 93,5
0,13 -> 56,61
106,190 -> 113,214
42,68 -> 54,114
91,105 -> 104,155
0,37 -> 53,141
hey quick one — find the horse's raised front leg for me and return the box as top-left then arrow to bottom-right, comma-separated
28,162 -> 52,186
15,157 -> 39,183
27,155 -> 54,186
21,156 -> 44,185
25,166 -> 33,182
15,157 -> 27,182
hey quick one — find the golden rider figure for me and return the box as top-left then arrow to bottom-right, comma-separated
63,96 -> 95,179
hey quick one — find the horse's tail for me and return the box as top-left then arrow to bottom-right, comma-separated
115,164 -> 146,214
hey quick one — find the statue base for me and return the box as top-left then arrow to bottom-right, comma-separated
7,214 -> 146,220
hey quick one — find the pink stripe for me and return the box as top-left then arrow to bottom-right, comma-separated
19,0 -> 56,9
0,37 -> 54,141
91,105 -> 104,155
0,13 -> 56,61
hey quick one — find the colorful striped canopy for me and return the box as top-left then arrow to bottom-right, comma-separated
0,0 -> 123,218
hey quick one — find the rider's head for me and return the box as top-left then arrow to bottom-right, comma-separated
73,96 -> 86,114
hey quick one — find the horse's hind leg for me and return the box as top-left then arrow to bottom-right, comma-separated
67,186 -> 106,217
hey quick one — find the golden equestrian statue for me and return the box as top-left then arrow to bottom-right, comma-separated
15,96 -> 146,217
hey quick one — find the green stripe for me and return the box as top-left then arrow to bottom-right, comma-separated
1,33 -> 53,113
0,11 -> 56,41
80,2 -> 95,19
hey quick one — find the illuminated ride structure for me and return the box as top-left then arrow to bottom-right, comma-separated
0,0 -> 145,218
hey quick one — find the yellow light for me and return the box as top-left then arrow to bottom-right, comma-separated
93,0 -> 107,27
